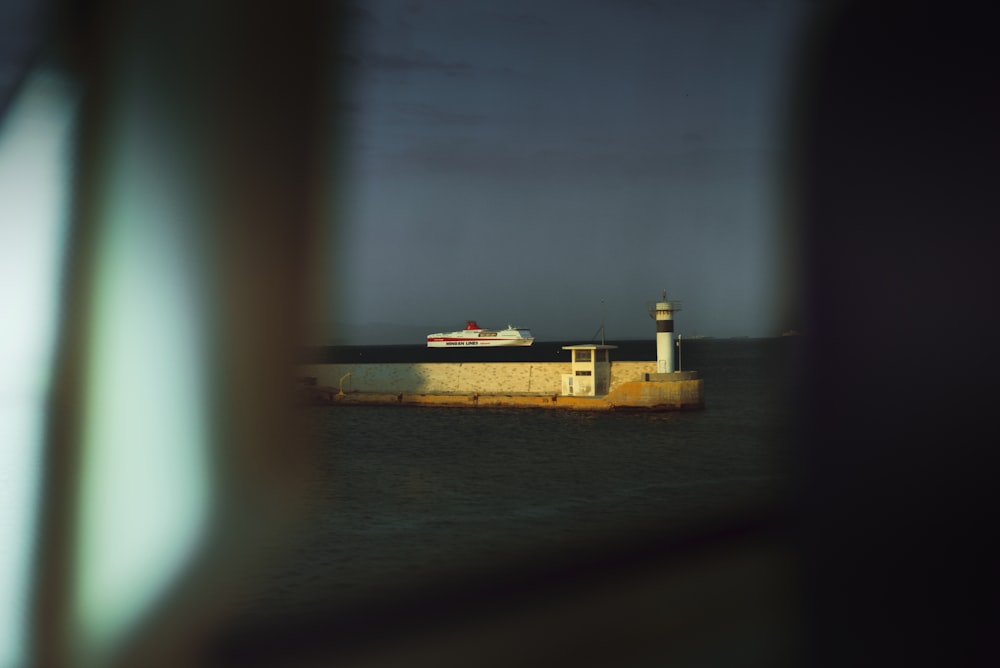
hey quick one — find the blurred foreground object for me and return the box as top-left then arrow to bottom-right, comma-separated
791,1 -> 1000,667
21,1 -> 331,665
0,67 -> 77,668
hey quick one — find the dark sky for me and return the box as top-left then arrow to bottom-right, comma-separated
329,0 -> 814,342
0,0 -> 815,344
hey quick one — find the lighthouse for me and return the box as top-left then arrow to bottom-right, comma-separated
648,291 -> 681,373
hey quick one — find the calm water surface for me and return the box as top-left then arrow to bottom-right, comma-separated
245,338 -> 801,616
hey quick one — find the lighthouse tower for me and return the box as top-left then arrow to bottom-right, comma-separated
648,291 -> 681,373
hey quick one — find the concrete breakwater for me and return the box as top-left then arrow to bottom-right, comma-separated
298,361 -> 704,411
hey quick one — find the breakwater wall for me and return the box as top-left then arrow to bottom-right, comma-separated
298,361 -> 660,394
297,361 -> 704,410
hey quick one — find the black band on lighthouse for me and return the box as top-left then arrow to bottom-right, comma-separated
656,320 -> 674,333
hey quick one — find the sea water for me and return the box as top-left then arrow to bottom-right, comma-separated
239,337 -> 802,618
